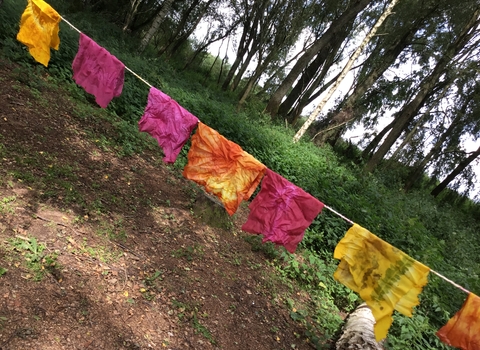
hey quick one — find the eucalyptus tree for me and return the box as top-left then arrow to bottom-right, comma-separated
312,0 -> 442,144
138,0 -> 175,53
236,0 -> 309,105
403,76 -> 480,191
364,5 -> 480,172
431,145 -> 480,197
157,0 -> 223,57
264,0 -> 374,118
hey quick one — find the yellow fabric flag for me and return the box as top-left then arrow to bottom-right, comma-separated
16,0 -> 61,67
333,224 -> 430,341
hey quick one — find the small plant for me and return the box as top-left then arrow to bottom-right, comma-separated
9,237 -> 59,281
0,195 -> 16,215
0,267 -> 7,276
171,244 -> 204,261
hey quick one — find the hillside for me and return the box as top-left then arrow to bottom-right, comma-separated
0,57 -> 325,349
1,0 -> 480,349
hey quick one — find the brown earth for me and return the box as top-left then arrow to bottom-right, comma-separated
0,58 -> 325,349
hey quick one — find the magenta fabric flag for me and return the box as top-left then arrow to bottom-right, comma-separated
138,87 -> 199,163
242,168 -> 324,253
72,33 -> 125,108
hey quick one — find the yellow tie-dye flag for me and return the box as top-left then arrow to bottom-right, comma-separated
16,0 -> 61,67
333,224 -> 430,341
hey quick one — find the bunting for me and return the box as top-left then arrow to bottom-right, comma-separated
138,87 -> 199,164
183,122 -> 266,216
13,0 -> 479,345
72,33 -> 125,108
16,0 -> 61,67
437,293 -> 480,350
241,168 -> 324,253
333,224 -> 430,341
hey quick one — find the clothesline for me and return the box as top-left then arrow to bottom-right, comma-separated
59,12 -> 471,297
60,16 -> 153,88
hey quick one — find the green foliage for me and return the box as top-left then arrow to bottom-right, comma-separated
1,0 -> 479,347
9,237 -> 59,281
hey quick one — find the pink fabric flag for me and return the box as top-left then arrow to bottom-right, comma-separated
138,87 -> 199,163
242,168 -> 324,253
72,33 -> 125,108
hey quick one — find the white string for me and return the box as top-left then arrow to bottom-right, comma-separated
60,14 -> 471,298
60,15 -> 153,88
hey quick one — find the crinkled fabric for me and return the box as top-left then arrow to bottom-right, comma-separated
16,0 -> 61,67
183,122 -> 265,216
138,87 -> 198,163
72,33 -> 125,108
241,169 -> 324,253
333,224 -> 430,341
437,293 -> 480,350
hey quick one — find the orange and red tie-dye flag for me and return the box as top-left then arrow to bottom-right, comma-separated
183,122 -> 265,216
437,293 -> 480,350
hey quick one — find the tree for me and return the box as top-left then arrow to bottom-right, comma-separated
138,0 -> 174,53
431,145 -> 480,197
293,0 -> 399,143
364,7 -> 480,172
265,0 -> 373,118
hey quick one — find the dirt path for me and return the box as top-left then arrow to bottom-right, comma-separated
0,58 -> 320,349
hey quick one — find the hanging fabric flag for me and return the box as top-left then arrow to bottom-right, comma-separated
16,0 -> 61,67
241,168 -> 324,253
333,224 -> 430,341
436,293 -> 480,350
183,122 -> 265,216
72,33 -> 125,108
138,87 -> 199,163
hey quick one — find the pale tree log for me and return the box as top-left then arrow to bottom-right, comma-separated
138,0 -> 174,53
336,303 -> 384,350
292,0 -> 399,143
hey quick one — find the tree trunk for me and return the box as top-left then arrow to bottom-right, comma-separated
364,8 -> 480,172
336,303 -> 384,350
265,0 -> 372,118
138,0 -> 174,53
431,145 -> 480,197
361,120 -> 395,159
293,0 -> 398,143
123,0 -> 142,33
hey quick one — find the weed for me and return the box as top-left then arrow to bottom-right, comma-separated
171,244 -> 204,261
9,237 -> 59,281
0,267 -> 7,276
0,195 -> 16,215
192,313 -> 216,344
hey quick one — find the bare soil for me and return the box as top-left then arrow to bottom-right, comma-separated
0,58 -> 321,349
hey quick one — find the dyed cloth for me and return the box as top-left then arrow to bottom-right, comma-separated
437,293 -> 480,350
241,169 -> 324,253
72,33 -> 125,108
138,87 -> 198,163
16,0 -> 61,67
183,122 -> 265,216
333,224 -> 430,341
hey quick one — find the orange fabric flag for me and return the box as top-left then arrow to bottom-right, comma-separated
16,0 -> 61,67
437,293 -> 480,350
334,224 -> 430,341
183,122 -> 265,216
